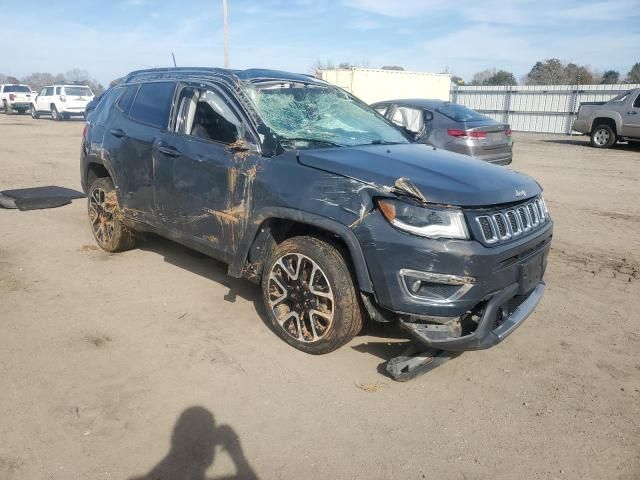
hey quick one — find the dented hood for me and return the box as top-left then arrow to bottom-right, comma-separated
298,143 -> 541,206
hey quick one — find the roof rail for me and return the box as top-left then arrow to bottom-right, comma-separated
123,67 -> 238,83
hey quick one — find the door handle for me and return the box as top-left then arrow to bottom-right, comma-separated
110,128 -> 126,138
627,111 -> 638,115
157,145 -> 181,157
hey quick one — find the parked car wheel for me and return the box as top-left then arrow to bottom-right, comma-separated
590,124 -> 616,148
87,178 -> 136,252
51,105 -> 62,121
30,106 -> 39,119
3,100 -> 12,115
261,236 -> 363,354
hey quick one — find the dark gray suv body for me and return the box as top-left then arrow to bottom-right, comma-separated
80,67 -> 551,357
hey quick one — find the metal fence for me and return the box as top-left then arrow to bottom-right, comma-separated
450,84 -> 640,134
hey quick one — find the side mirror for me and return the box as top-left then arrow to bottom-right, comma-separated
424,111 -> 434,122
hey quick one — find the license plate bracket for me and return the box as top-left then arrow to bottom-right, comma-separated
518,252 -> 546,294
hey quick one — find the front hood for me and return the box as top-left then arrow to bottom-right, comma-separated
298,143 -> 540,207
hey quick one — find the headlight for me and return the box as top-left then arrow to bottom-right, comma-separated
377,199 -> 469,239
539,196 -> 550,217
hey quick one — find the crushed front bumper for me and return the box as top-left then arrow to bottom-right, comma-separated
400,281 -> 545,351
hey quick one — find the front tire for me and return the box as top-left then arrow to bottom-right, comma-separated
261,236 -> 363,354
31,106 -> 39,119
590,124 -> 616,148
87,178 -> 136,252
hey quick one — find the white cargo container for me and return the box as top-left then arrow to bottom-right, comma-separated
318,68 -> 451,104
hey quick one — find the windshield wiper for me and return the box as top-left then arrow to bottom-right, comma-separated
369,139 -> 402,145
279,137 -> 344,148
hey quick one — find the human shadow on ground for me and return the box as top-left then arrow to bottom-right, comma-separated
129,406 -> 259,480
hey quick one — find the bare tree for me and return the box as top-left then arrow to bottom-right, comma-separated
470,69 -> 495,85
65,68 -> 90,83
21,72 -> 59,91
0,74 -> 21,84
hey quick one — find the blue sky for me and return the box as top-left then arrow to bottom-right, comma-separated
1,0 -> 638,85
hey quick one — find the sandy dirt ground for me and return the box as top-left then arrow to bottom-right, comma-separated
1,114 -> 639,480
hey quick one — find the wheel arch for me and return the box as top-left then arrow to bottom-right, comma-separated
590,116 -> 618,134
84,162 -> 114,194
229,207 -> 374,293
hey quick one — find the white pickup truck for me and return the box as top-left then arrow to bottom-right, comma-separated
573,88 -> 640,148
31,84 -> 94,120
0,84 -> 34,114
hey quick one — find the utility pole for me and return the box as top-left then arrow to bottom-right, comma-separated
222,0 -> 229,68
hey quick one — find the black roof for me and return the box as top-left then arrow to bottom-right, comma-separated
123,67 -> 323,86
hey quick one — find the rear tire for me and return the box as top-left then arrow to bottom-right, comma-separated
261,236 -> 363,354
590,124 -> 616,148
3,101 -> 12,115
87,177 -> 136,252
51,105 -> 61,121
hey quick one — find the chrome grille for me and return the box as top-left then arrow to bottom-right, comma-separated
474,198 -> 549,245
506,210 -> 520,235
528,203 -> 539,226
477,216 -> 497,243
493,213 -> 510,239
518,207 -> 530,230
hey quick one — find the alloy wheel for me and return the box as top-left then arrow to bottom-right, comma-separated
267,253 -> 335,343
88,187 -> 116,245
593,128 -> 610,146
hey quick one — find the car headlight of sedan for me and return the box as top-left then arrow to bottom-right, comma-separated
377,199 -> 469,240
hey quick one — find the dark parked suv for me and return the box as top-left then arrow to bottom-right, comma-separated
81,68 -> 552,356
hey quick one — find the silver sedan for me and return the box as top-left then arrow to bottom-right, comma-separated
372,99 -> 513,165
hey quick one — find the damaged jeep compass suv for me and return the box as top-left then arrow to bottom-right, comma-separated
80,68 -> 552,356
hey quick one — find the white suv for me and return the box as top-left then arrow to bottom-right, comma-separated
31,84 -> 94,120
0,84 -> 34,114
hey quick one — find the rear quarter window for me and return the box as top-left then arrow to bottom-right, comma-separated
116,85 -> 138,113
93,87 -> 125,125
128,82 -> 176,129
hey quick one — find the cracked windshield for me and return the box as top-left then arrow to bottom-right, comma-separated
250,83 -> 409,148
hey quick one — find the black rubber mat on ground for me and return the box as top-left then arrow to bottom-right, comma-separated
0,186 -> 85,211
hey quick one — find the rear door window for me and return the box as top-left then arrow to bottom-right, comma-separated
634,94 -> 640,108
129,82 -> 176,129
392,106 -> 424,134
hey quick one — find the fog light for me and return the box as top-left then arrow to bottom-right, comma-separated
399,269 -> 475,304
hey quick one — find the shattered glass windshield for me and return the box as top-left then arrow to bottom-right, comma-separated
248,82 -> 409,149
